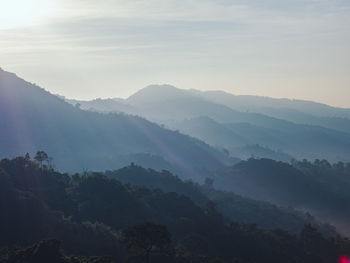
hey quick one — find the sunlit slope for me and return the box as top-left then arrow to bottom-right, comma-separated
0,69 -> 233,177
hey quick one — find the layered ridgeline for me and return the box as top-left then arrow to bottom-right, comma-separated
106,164 -> 335,235
215,158 -> 350,236
69,85 -> 350,162
0,69 -> 235,178
0,155 -> 348,263
109,158 -> 350,237
3,68 -> 350,236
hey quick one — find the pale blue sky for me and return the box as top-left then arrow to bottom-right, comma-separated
0,0 -> 349,107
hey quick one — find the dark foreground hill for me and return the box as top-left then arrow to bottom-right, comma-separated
0,68 -> 234,179
1,155 -> 350,263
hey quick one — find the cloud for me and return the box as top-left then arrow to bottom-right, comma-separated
0,0 -> 349,106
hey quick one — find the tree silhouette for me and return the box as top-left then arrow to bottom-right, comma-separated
122,222 -> 172,263
34,151 -> 49,170
24,152 -> 31,161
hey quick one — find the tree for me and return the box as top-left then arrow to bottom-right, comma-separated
122,222 -> 172,263
299,224 -> 329,263
24,152 -> 31,161
204,177 -> 214,190
34,151 -> 49,170
47,156 -> 54,170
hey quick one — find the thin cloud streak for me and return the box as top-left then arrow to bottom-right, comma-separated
0,0 -> 349,107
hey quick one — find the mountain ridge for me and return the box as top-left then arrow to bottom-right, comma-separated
0,68 -> 235,179
64,83 -> 350,162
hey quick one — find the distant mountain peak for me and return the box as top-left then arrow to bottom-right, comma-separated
133,84 -> 180,94
127,84 -> 192,104
145,84 -> 178,90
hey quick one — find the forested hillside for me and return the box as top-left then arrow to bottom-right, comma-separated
106,164 -> 332,234
1,155 -> 349,263
215,158 -> 350,235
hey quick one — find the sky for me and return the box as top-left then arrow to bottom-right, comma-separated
0,0 -> 349,107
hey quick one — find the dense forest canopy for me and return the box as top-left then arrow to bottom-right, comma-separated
1,154 -> 350,263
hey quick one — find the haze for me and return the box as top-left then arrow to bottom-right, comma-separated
0,0 -> 349,107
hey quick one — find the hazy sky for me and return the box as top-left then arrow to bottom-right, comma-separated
1,0 -> 349,107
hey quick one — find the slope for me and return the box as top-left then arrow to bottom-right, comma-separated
66,85 -> 350,162
0,68 -> 233,178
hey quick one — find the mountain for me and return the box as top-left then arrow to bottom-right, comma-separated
189,89 -> 350,134
106,164 -> 333,235
167,116 -> 248,148
165,117 -> 293,161
74,85 -> 350,131
1,155 -> 348,263
223,122 -> 350,162
68,85 -> 350,162
215,158 -> 350,235
230,144 -> 293,162
0,69 -> 235,178
250,107 -> 350,134
191,89 -> 350,119
126,84 -> 248,123
67,97 -> 138,114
